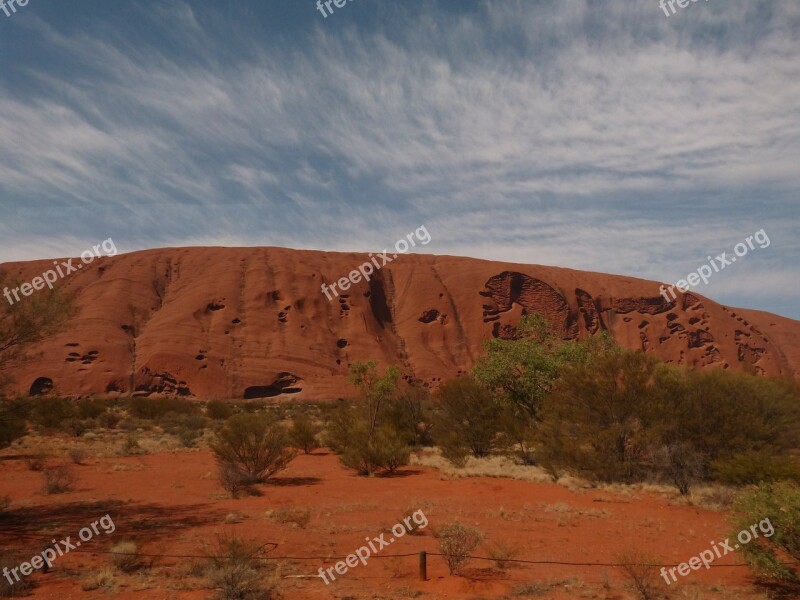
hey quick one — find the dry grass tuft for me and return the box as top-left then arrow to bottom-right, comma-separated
411,448 -> 553,482
266,507 -> 311,529
81,567 -> 117,592
111,541 -> 146,573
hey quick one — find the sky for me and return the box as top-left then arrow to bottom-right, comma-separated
0,0 -> 798,318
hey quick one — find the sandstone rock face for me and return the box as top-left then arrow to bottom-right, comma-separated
2,247 -> 798,400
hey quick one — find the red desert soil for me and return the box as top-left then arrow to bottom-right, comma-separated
0,448 -> 761,599
2,247 -> 799,400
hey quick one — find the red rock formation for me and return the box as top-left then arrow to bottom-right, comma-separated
2,247 -> 798,400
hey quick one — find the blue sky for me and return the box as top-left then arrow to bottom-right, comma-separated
1,0 -> 798,318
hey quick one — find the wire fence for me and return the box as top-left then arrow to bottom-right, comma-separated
65,545 -> 788,570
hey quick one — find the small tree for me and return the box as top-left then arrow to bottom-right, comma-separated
655,441 -> 704,495
732,482 -> 800,582
438,522 -> 483,575
331,362 -> 412,476
288,415 -> 320,454
210,414 -> 296,483
434,377 -> 503,458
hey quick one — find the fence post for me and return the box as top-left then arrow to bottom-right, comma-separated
419,550 -> 427,581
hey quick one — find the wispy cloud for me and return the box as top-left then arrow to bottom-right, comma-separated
0,0 -> 797,317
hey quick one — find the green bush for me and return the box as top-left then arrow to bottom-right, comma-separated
434,377 -> 504,458
438,430 -> 470,468
288,415 -> 320,454
539,349 -> 660,483
322,402 -> 356,453
210,414 -> 296,483
731,482 -> 800,582
713,451 -> 800,486
338,422 -> 410,476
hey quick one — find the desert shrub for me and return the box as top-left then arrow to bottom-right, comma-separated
207,400 -> 235,420
370,425 -> 411,473
77,398 -> 107,419
322,401 -> 357,453
121,433 -> 146,455
339,422 -> 411,476
239,400 -> 267,413
69,448 -> 88,465
111,541 -> 145,573
713,450 -> 800,486
653,370 -> 800,479
63,417 -> 95,437
218,462 -> 250,499
288,414 -> 320,454
484,541 -> 520,569
0,404 -> 26,449
654,441 -> 705,495
30,398 -> 77,431
617,550 -> 664,600
437,522 -> 483,575
497,407 -> 538,465
434,377 -> 504,458
179,427 -> 203,447
327,363 -> 413,476
210,414 -> 296,483
731,482 -> 800,582
0,419 -> 26,449
26,451 -> 47,471
438,431 -> 470,468
97,410 -> 122,429
383,385 -> 432,447
127,397 -> 197,420
205,533 -> 278,600
539,349 -> 661,483
42,465 -> 77,494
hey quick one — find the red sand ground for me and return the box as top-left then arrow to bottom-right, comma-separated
0,447 -> 764,599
